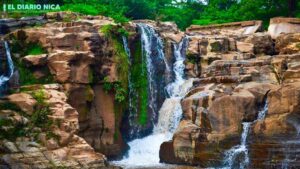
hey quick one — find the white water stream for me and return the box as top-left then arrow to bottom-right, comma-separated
114,33 -> 193,168
0,41 -> 14,86
222,101 -> 269,169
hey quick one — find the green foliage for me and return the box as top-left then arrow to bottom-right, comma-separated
15,60 -> 53,86
61,4 -> 98,15
103,77 -> 127,103
30,90 -> 52,129
117,27 -> 129,37
114,83 -> 127,102
3,0 -> 298,30
61,0 -> 129,23
100,24 -> 129,38
26,43 -> 46,55
192,0 -> 296,28
0,102 -> 21,112
0,89 -> 57,141
9,39 -> 53,86
0,118 -> 28,140
130,41 -> 148,125
100,24 -> 114,37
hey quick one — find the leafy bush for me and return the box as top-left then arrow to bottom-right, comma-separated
61,4 -> 98,15
26,43 -> 46,56
30,90 -> 53,130
103,77 -> 127,103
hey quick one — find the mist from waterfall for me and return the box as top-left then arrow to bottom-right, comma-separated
0,41 -> 14,94
114,31 -> 193,167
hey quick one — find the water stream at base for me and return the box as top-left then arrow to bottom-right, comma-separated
0,41 -> 14,94
114,35 -> 193,168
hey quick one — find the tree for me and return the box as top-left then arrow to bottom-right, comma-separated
288,0 -> 297,16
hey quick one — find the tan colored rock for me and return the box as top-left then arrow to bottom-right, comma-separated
208,89 -> 257,136
23,54 -> 47,67
7,93 -> 37,115
186,20 -> 262,36
0,86 -> 107,168
268,17 -> 300,39
173,120 -> 202,163
47,51 -> 93,83
275,33 -> 300,54
244,33 -> 274,55
237,41 -> 254,53
267,82 -> 300,115
252,113 -> 296,137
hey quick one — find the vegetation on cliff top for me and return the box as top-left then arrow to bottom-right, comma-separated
1,0 -> 299,29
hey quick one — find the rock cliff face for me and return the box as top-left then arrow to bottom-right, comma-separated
0,84 -> 108,168
4,13 -> 129,159
160,18 -> 300,168
0,12 -> 184,166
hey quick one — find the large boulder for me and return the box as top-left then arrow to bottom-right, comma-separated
6,93 -> 37,115
249,82 -> 300,168
275,33 -> 300,54
186,20 -> 263,36
268,17 -> 300,39
160,82 -> 274,166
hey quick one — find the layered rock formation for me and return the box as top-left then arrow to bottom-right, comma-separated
1,12 -> 185,166
160,18 -> 300,168
0,84 -> 109,168
4,13 -> 129,159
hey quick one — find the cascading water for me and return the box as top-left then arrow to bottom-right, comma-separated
114,35 -> 193,167
0,41 -> 14,94
125,23 -> 172,139
223,101 -> 269,169
281,115 -> 300,169
122,36 -> 138,130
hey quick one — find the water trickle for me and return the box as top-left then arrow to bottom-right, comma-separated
122,36 -> 139,136
223,101 -> 269,169
223,122 -> 251,169
114,36 -> 193,168
0,41 -> 14,94
257,100 -> 268,120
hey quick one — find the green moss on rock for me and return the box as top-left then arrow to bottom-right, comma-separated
130,40 -> 149,125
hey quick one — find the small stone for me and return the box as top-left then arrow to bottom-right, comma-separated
3,141 -> 19,153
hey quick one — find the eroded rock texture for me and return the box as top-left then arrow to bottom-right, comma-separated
160,18 -> 300,168
0,84 -> 108,168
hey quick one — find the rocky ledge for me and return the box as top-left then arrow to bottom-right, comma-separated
160,17 -> 300,168
0,84 -> 111,168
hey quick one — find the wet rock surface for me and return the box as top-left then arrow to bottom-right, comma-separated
160,17 -> 300,168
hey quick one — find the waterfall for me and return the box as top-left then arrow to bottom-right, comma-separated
257,100 -> 268,120
138,23 -> 170,124
0,41 -> 14,94
223,101 -> 269,169
114,35 -> 193,167
122,36 -> 139,136
124,23 -> 173,139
